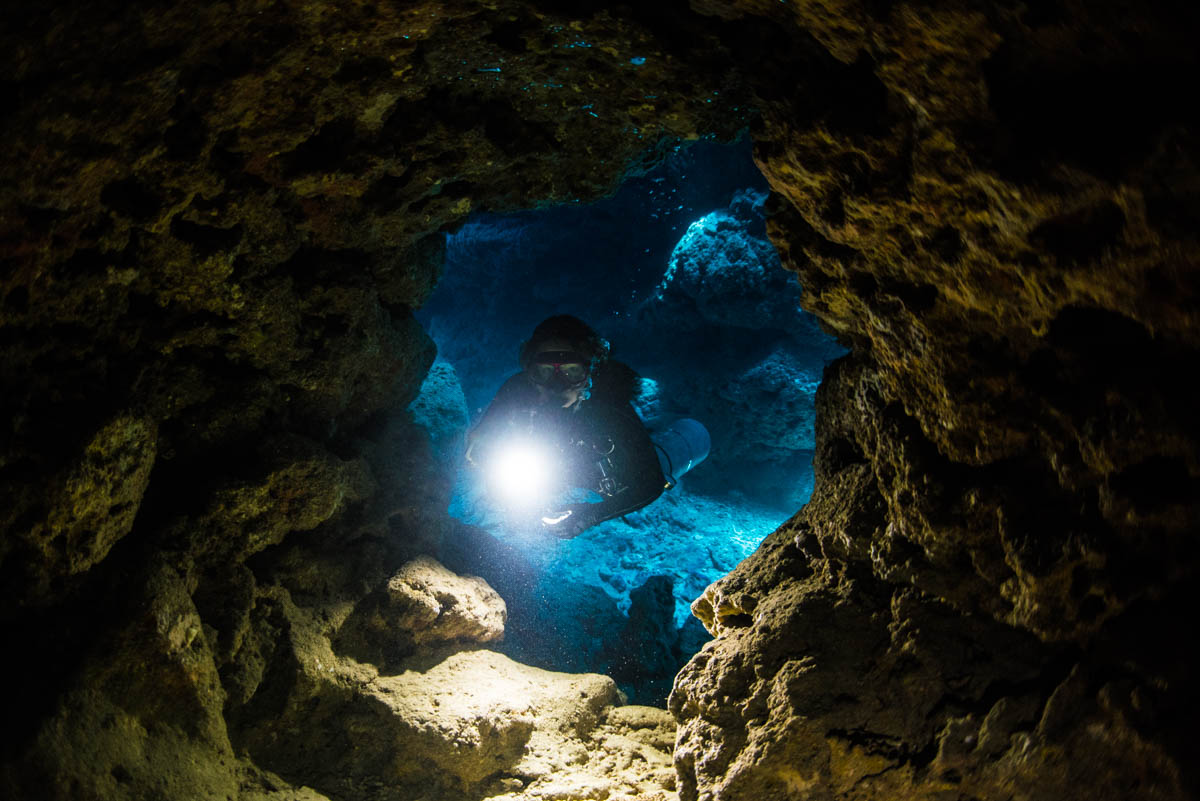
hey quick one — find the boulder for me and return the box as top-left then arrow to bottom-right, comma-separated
651,189 -> 801,333
386,554 -> 507,645
333,554 -> 507,668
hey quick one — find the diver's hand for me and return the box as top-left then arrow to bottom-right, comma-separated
540,504 -> 596,539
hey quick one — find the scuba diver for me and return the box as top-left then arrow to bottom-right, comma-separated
465,315 -> 669,539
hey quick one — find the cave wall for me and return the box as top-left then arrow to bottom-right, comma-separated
672,1 -> 1200,799
2,1 -> 1198,800
0,2 -> 754,797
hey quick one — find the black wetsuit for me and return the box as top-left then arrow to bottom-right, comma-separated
469,362 -> 665,532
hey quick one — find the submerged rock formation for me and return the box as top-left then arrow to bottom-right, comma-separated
639,187 -> 845,507
670,1 -> 1200,799
2,2 -> 1198,801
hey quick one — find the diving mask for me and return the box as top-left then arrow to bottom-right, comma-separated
528,351 -> 590,388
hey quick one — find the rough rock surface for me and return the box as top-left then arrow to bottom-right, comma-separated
334,554 -> 507,668
636,188 -> 844,505
652,190 -> 800,333
3,1 -> 1199,801
385,555 -> 507,645
669,1 -> 1200,799
223,579 -> 676,801
409,360 -> 471,467
483,697 -> 679,801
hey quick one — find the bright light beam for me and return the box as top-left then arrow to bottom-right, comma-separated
486,439 -> 556,508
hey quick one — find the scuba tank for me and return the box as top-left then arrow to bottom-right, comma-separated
650,417 -> 711,489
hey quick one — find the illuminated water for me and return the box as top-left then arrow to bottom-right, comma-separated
417,137 -> 845,700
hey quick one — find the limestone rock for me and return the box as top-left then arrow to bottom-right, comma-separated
483,703 -> 678,801
408,360 -> 471,465
3,563 -> 243,800
605,704 -> 677,752
0,413 -> 157,602
652,189 -> 799,332
717,344 -> 822,457
370,649 -> 607,789
2,1 -> 1199,800
332,554 -> 507,669
667,0 -> 1200,796
676,352 -> 1197,800
189,434 -> 377,561
225,583 -> 677,801
386,555 -> 507,645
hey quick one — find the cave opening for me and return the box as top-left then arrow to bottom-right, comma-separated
412,136 -> 846,703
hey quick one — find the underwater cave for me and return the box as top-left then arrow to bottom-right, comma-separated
417,138 -> 846,702
2,2 -> 1200,801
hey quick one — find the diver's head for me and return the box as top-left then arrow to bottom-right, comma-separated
519,316 -> 609,406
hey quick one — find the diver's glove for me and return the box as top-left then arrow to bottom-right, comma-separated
540,503 -> 599,539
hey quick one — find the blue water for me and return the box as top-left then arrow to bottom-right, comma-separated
414,137 -> 846,698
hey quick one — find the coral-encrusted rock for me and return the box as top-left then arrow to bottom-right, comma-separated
386,555 -> 506,645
